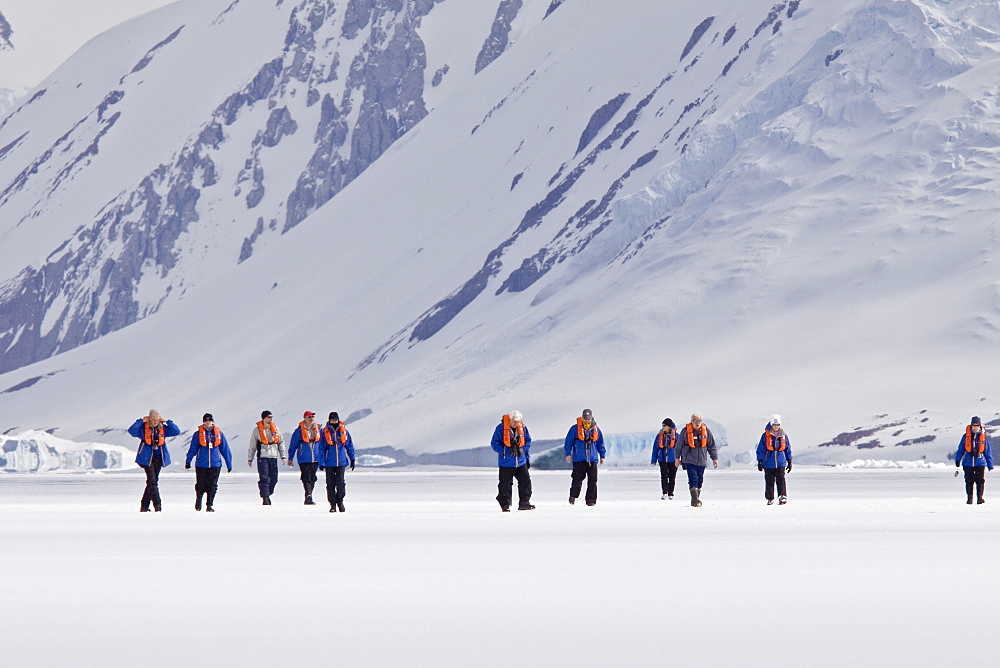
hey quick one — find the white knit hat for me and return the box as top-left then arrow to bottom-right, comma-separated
770,414 -> 782,426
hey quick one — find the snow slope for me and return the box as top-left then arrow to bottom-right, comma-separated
0,0 -> 177,117
1,0 -> 1000,465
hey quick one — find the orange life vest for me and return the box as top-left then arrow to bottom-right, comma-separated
198,424 -> 221,447
686,422 -> 708,448
324,422 -> 348,445
144,421 -> 165,446
502,414 -> 525,448
657,431 -> 676,449
965,426 -> 987,454
765,430 -> 787,451
299,421 -> 321,442
577,417 -> 599,442
257,420 -> 281,445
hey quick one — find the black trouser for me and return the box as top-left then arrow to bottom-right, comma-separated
497,465 -> 532,509
658,461 -> 678,496
764,467 -> 787,501
195,466 -> 222,506
964,466 -> 986,500
257,458 -> 279,498
298,462 -> 319,498
570,461 -> 599,504
325,466 -> 347,506
140,451 -> 163,510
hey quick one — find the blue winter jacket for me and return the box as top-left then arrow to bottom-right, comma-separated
955,432 -> 994,469
185,429 -> 233,469
129,418 -> 180,467
564,422 -> 606,463
319,424 -> 355,467
756,423 -> 792,469
491,422 -> 532,468
288,424 -> 323,464
650,431 -> 677,464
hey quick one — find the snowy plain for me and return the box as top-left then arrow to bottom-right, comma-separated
1,467 -> 996,667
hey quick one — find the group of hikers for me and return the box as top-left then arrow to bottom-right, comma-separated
128,409 -> 354,513
128,408 -> 993,512
491,409 -> 789,510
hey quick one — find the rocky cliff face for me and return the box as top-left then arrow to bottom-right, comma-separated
0,0 -> 455,374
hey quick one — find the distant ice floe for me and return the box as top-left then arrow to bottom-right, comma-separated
0,430 -> 133,472
835,459 -> 949,470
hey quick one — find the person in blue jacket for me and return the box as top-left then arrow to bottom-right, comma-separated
128,409 -> 181,512
490,410 -> 534,512
756,414 -> 792,505
955,416 -> 993,504
564,408 -> 606,506
319,412 -> 355,513
184,413 -> 233,512
287,410 -> 323,505
650,417 -> 678,500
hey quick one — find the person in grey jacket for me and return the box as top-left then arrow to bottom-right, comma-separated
247,410 -> 287,505
675,413 -> 718,507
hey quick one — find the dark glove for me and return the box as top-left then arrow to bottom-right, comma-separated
956,461 -> 961,468
786,462 -> 792,473
319,466 -> 325,471
525,458 -> 531,470
349,460 -> 355,471
184,462 -> 191,469
757,461 -> 764,472
227,468 -> 232,473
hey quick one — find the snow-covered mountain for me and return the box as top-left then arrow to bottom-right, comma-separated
0,1 -> 178,119
1,0 -> 999,466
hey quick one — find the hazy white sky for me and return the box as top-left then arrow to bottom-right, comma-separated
0,0 -> 177,88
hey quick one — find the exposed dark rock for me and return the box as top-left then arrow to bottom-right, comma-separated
475,0 -> 523,74
543,0 -> 565,19
576,93 -> 629,156
124,26 -> 185,79
680,16 -> 714,61
817,421 -> 905,447
895,435 -> 935,446
431,64 -> 449,87
0,11 -> 12,50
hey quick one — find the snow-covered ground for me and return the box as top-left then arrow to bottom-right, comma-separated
1,467 -> 996,667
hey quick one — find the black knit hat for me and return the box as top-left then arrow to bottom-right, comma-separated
203,413 -> 213,422
971,416 -> 982,425
329,411 -> 340,422
261,410 -> 272,419
662,417 -> 675,429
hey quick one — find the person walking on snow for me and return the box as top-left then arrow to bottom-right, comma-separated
564,408 -> 606,506
756,414 -> 792,505
288,410 -> 322,505
128,409 -> 181,512
955,416 -> 993,504
490,411 -> 534,512
650,418 -> 678,500
247,410 -> 286,505
675,413 -> 718,507
319,412 -> 355,513
184,413 -> 233,512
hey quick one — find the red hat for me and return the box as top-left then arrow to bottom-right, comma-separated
303,411 -> 316,418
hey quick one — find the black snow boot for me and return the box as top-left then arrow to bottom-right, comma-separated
305,495 -> 315,505
195,494 -> 203,511
337,502 -> 346,512
262,496 -> 271,506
